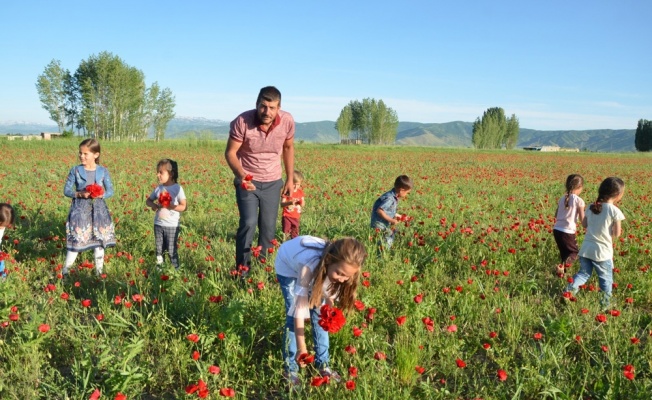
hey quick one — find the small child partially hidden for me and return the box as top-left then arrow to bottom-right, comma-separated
281,170 -> 305,240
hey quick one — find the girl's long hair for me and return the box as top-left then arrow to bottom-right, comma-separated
589,177 -> 624,214
564,174 -> 583,209
80,138 -> 102,164
307,237 -> 367,313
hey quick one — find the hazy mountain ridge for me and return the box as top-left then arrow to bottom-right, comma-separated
0,118 -> 636,152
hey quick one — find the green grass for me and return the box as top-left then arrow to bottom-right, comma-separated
0,139 -> 651,399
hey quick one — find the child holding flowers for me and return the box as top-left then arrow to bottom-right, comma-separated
280,170 -> 305,240
370,175 -> 413,250
0,203 -> 16,279
564,177 -> 625,309
552,174 -> 585,274
62,139 -> 116,276
274,236 -> 367,388
146,159 -> 186,269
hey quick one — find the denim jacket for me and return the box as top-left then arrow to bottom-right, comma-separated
63,165 -> 114,199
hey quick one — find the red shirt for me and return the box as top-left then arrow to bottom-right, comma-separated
229,109 -> 295,182
282,188 -> 305,219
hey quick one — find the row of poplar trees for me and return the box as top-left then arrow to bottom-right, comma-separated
36,52 -> 175,141
335,98 -> 399,145
635,119 -> 652,152
471,107 -> 520,149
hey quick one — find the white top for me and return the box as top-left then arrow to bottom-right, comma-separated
0,227 -> 4,247
553,194 -> 585,234
275,236 -> 336,318
579,203 -> 625,261
148,184 -> 186,227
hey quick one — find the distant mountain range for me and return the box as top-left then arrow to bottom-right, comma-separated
1,117 -> 636,152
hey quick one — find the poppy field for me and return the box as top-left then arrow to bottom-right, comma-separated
1,139 -> 651,399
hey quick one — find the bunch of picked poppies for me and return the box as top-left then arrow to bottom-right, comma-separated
241,174 -> 253,189
85,183 -> 104,198
159,190 -> 172,208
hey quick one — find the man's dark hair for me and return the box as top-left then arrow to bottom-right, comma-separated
257,86 -> 282,106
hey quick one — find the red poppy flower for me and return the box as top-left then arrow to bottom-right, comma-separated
533,332 -> 543,340
297,353 -> 315,366
413,293 -> 423,304
374,351 -> 387,360
38,324 -> 50,333
354,300 -> 365,311
311,376 -> 330,387
219,387 -> 235,397
482,343 -> 491,350
318,304 -> 346,333
192,350 -> 200,360
187,334 -> 200,343
396,316 -> 407,326
131,294 -> 143,303
96,314 -> 104,321
89,389 -> 101,400
158,190 -> 172,208
624,370 -> 635,380
9,313 -> 19,321
114,393 -> 127,400
86,183 -> 104,198
631,337 -> 640,345
609,309 -> 621,317
345,345 -> 356,354
489,331 -> 497,338
497,369 -> 507,381
446,324 -> 458,333
422,317 -> 434,332
349,366 -> 358,377
61,292 -> 70,300
595,314 -> 607,323
218,332 -> 226,340
345,380 -> 356,390
208,365 -> 221,375
415,365 -> 425,374
353,326 -> 363,337
455,358 -> 466,368
81,299 -> 91,308
601,345 -> 609,352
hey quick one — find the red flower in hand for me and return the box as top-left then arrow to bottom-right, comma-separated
318,304 -> 346,333
86,183 -> 104,198
297,353 -> 315,366
158,190 -> 172,208
241,174 -> 254,189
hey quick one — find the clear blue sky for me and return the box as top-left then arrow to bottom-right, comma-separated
2,0 -> 650,130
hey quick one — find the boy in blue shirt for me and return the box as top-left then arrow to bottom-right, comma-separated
370,175 -> 413,250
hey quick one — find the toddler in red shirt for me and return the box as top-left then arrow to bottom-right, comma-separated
281,170 -> 305,240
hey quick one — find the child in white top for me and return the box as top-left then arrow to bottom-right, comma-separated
552,174 -> 585,274
275,236 -> 367,388
146,159 -> 187,269
0,203 -> 16,279
565,177 -> 625,309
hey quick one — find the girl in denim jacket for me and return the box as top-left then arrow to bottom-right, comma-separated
62,139 -> 116,276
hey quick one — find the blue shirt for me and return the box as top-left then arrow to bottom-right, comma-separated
370,189 -> 398,229
63,165 -> 114,199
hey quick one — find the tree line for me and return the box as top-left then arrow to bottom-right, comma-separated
335,99 -> 399,145
36,52 -> 175,141
635,119 -> 652,152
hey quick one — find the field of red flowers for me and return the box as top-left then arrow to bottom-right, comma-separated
0,139 -> 651,399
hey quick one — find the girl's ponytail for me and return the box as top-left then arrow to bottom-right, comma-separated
564,174 -> 583,209
589,177 -> 625,215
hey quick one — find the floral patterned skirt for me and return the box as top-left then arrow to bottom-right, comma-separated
66,198 -> 116,252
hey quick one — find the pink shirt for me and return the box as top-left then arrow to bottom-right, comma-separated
229,109 -> 295,182
553,193 -> 585,234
